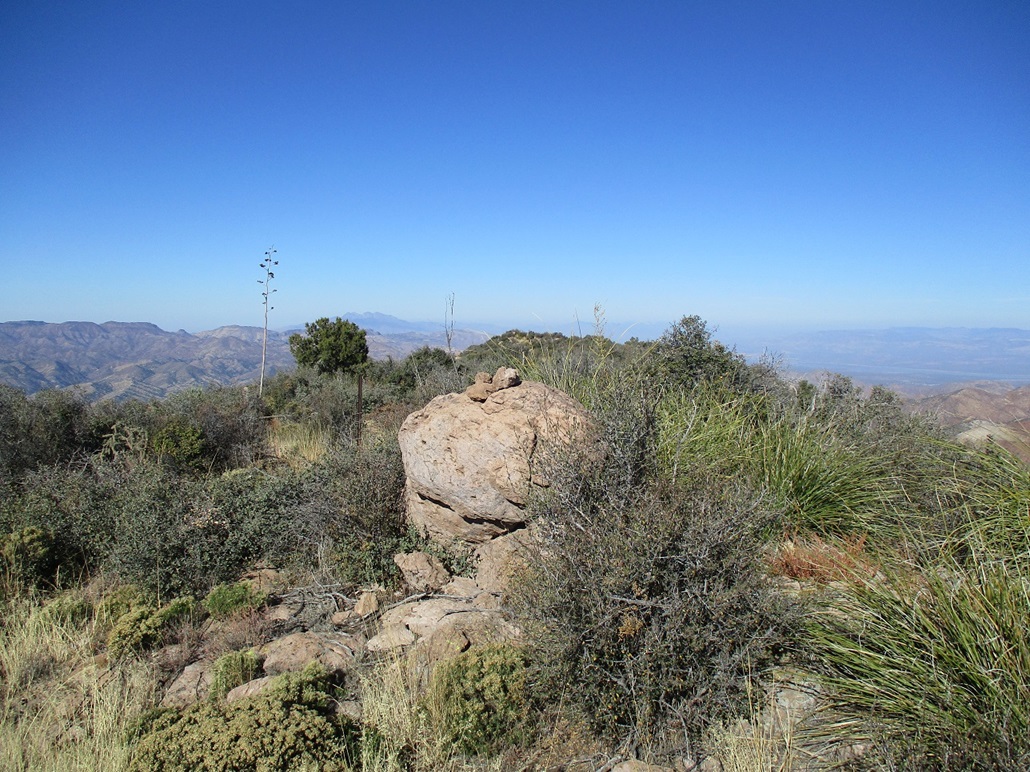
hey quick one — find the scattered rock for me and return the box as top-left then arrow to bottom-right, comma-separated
354,590 -> 380,617
162,661 -> 213,708
366,623 -> 416,652
393,551 -> 451,593
225,675 -> 276,703
612,762 -> 676,772
259,631 -> 361,676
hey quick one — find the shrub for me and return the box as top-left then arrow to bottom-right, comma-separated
312,437 -> 409,587
107,596 -> 195,660
424,642 -> 533,755
517,428 -> 798,751
0,386 -> 94,487
651,315 -> 751,393
151,420 -> 206,471
1,526 -> 60,591
203,581 -> 267,620
162,386 -> 267,471
128,664 -> 358,771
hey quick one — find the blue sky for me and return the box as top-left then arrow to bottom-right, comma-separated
2,1 -> 1027,342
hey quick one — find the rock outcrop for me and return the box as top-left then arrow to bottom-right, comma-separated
398,367 -> 592,544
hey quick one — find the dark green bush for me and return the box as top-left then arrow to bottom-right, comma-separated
151,420 -> 206,471
128,664 -> 358,771
652,315 -> 751,393
3,452 -> 340,596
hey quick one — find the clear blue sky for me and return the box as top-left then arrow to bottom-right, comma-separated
2,1 -> 1027,340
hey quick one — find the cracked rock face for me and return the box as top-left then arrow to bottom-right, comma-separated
398,374 -> 591,544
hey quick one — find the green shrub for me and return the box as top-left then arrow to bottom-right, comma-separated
1,526 -> 60,590
161,386 -> 268,471
40,587 -> 94,626
0,385 -> 94,487
107,596 -> 195,660
425,643 -> 533,755
209,649 -> 263,701
151,420 -> 206,471
128,663 -> 358,771
203,581 -> 267,619
517,389 -> 798,752
651,314 -> 751,392
312,437 -> 409,588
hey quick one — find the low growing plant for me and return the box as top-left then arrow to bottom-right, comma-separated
517,464 -> 798,752
424,642 -> 533,756
202,581 -> 267,619
208,648 -> 263,701
128,663 -> 358,771
805,555 -> 1030,769
107,596 -> 195,660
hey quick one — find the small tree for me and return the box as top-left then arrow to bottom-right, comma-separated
653,315 -> 748,391
258,247 -> 278,397
289,317 -> 368,376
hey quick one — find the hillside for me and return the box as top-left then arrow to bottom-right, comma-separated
0,319 -> 488,400
917,385 -> 1030,461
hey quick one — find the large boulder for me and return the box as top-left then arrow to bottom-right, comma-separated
398,369 -> 592,544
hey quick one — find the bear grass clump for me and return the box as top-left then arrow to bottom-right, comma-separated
208,649 -> 264,702
128,664 -> 358,772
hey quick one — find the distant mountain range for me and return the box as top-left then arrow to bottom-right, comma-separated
0,315 -> 488,401
1,317 -> 1029,408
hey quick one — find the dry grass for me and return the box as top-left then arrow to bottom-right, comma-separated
0,591 -> 157,771
267,420 -> 332,467
704,678 -> 803,772
769,534 -> 879,584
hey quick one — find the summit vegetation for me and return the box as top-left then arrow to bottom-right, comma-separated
1,313 -> 1029,770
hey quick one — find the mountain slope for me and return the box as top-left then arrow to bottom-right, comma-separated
0,320 -> 488,400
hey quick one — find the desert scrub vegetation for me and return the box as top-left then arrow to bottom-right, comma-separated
2,320 -> 1030,768
128,664 -> 359,771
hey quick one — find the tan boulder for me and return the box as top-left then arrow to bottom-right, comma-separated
393,551 -> 450,593
259,631 -> 361,676
399,375 -> 591,544
225,675 -> 276,703
162,661 -> 213,707
354,590 -> 380,617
